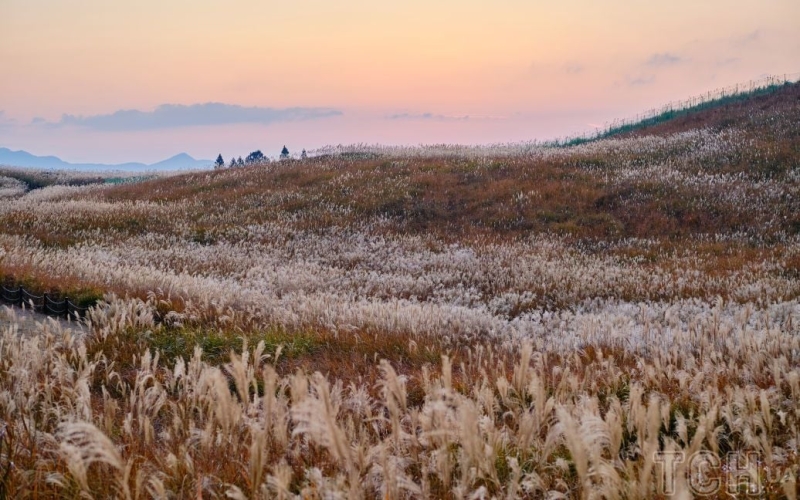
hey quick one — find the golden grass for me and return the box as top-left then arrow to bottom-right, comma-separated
1,298 -> 798,498
1,84 -> 799,497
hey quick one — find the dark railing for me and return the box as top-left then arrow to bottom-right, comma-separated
0,284 -> 90,319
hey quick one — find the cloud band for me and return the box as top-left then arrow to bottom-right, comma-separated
53,103 -> 343,131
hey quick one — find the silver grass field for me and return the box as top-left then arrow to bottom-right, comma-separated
1,92 -> 800,499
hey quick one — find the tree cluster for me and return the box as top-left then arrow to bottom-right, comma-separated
214,146 -> 307,169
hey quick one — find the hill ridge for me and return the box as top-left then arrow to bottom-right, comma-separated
560,72 -> 800,146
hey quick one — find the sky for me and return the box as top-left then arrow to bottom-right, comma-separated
1,0 -> 799,164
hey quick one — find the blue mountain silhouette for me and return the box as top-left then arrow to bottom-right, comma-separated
0,148 -> 213,171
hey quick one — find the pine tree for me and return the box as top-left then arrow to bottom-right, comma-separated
229,157 -> 236,168
214,154 -> 225,169
301,149 -> 308,160
280,146 -> 290,160
246,150 -> 265,164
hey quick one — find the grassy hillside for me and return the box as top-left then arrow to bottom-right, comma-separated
614,80 -> 800,139
563,79 -> 800,144
1,87 -> 799,498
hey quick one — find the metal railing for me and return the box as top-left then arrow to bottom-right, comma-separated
0,284 -> 91,319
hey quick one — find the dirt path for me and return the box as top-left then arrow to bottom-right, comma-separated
0,304 -> 88,338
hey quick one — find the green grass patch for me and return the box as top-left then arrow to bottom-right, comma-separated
149,326 -> 326,366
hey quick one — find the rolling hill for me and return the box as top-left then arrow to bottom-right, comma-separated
1,77 -> 799,499
614,79 -> 800,139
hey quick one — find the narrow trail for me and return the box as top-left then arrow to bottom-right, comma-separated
0,304 -> 88,338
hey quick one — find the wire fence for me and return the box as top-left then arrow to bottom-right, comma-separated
556,72 -> 800,146
0,284 -> 91,319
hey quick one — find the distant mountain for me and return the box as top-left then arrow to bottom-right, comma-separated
149,153 -> 212,170
0,147 -> 213,171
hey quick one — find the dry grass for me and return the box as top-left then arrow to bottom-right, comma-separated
0,297 -> 798,498
0,83 -> 799,498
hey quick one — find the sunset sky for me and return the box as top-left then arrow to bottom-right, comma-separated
1,0 -> 799,164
